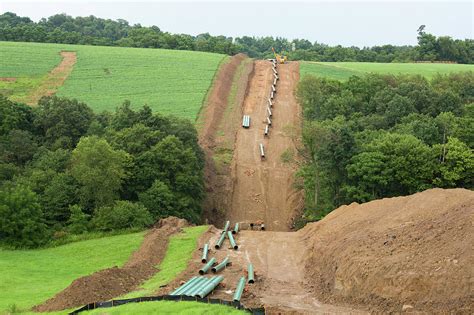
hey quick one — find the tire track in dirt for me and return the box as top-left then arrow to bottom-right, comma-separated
228,61 -> 303,231
26,51 -> 77,105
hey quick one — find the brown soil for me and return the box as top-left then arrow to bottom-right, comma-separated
0,77 -> 16,82
199,53 -> 254,226
34,217 -> 189,312
227,61 -> 303,231
301,188 -> 474,313
26,51 -> 77,105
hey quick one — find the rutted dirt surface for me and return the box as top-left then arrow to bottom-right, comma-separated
26,51 -> 76,105
228,61 -> 303,231
199,54 -> 253,226
166,189 -> 473,314
34,217 -> 189,312
301,188 -> 474,313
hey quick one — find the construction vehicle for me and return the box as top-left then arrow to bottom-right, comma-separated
271,47 -> 287,64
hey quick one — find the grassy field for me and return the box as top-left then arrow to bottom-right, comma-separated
122,225 -> 208,298
0,232 -> 145,313
83,301 -> 246,315
0,41 -> 225,120
300,61 -> 474,81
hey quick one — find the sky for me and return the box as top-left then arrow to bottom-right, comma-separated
1,0 -> 472,47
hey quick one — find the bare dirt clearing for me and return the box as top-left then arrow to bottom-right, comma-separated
227,61 -> 303,231
26,51 -> 76,105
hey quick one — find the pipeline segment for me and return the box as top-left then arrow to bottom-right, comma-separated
201,243 -> 209,263
170,276 -> 198,295
233,277 -> 246,302
227,231 -> 238,250
232,222 -> 239,234
196,275 -> 224,298
199,257 -> 216,275
223,220 -> 230,233
186,277 -> 214,296
215,232 -> 226,249
248,264 -> 255,284
212,256 -> 230,273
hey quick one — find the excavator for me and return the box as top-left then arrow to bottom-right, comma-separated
271,47 -> 287,64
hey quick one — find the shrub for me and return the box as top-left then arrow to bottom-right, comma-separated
92,200 -> 153,231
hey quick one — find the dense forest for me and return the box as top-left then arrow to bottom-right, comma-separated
0,96 -> 205,248
1,12 -> 473,63
296,72 -> 474,223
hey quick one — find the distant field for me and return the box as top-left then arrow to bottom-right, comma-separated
0,41 -> 225,120
300,61 -> 474,80
0,232 -> 145,313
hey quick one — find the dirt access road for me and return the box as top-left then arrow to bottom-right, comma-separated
228,61 -> 303,231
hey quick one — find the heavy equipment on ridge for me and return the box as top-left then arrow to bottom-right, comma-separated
271,47 -> 287,64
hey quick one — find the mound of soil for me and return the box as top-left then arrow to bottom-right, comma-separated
301,188 -> 474,313
34,217 -> 189,312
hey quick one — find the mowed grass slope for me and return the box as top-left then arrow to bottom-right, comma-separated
0,41 -> 226,120
300,61 -> 474,80
0,232 -> 145,312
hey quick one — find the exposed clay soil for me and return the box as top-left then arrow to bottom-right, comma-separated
34,217 -> 189,312
301,188 -> 474,313
199,54 -> 254,226
26,51 -> 77,105
0,77 -> 16,82
227,61 -> 303,231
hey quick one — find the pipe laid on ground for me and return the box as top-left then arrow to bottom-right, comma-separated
186,276 -> 215,296
264,124 -> 269,136
196,275 -> 224,299
232,222 -> 239,234
268,98 -> 272,107
227,231 -> 238,250
170,276 -> 198,295
273,78 -> 277,85
201,243 -> 209,263
267,107 -> 272,117
199,257 -> 216,275
271,91 -> 274,99
223,220 -> 230,233
181,277 -> 207,296
267,117 -> 272,125
259,143 -> 265,159
272,84 -> 276,92
233,277 -> 246,302
261,224 -> 265,231
273,72 -> 278,80
248,264 -> 255,283
212,256 -> 230,273
215,232 -> 226,249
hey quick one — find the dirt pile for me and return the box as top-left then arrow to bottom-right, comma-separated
34,217 -> 189,312
301,188 -> 474,313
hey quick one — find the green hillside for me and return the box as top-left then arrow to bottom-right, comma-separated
300,61 -> 474,81
0,232 -> 145,313
0,41 -> 225,120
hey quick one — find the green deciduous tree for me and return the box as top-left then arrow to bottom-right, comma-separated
92,200 -> 153,231
70,136 -> 130,210
0,185 -> 50,248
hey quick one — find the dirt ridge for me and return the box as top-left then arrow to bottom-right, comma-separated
34,217 -> 189,312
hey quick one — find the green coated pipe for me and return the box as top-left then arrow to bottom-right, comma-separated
201,243 -> 209,263
248,264 -> 255,284
170,276 -> 198,295
196,275 -> 224,298
211,256 -> 230,273
233,277 -> 246,302
185,277 -> 214,296
222,220 -> 230,233
215,232 -> 226,249
227,231 -> 238,250
232,222 -> 239,234
180,277 -> 206,296
199,257 -> 216,275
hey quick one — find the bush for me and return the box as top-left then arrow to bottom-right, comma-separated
0,185 -> 50,248
67,204 -> 90,234
92,200 -> 153,231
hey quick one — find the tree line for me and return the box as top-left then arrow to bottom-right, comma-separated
296,72 -> 473,224
0,95 -> 205,248
1,12 -> 473,63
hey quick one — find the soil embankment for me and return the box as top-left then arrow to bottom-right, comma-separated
34,217 -> 190,312
27,51 -> 77,105
301,188 -> 474,313
227,61 -> 303,231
